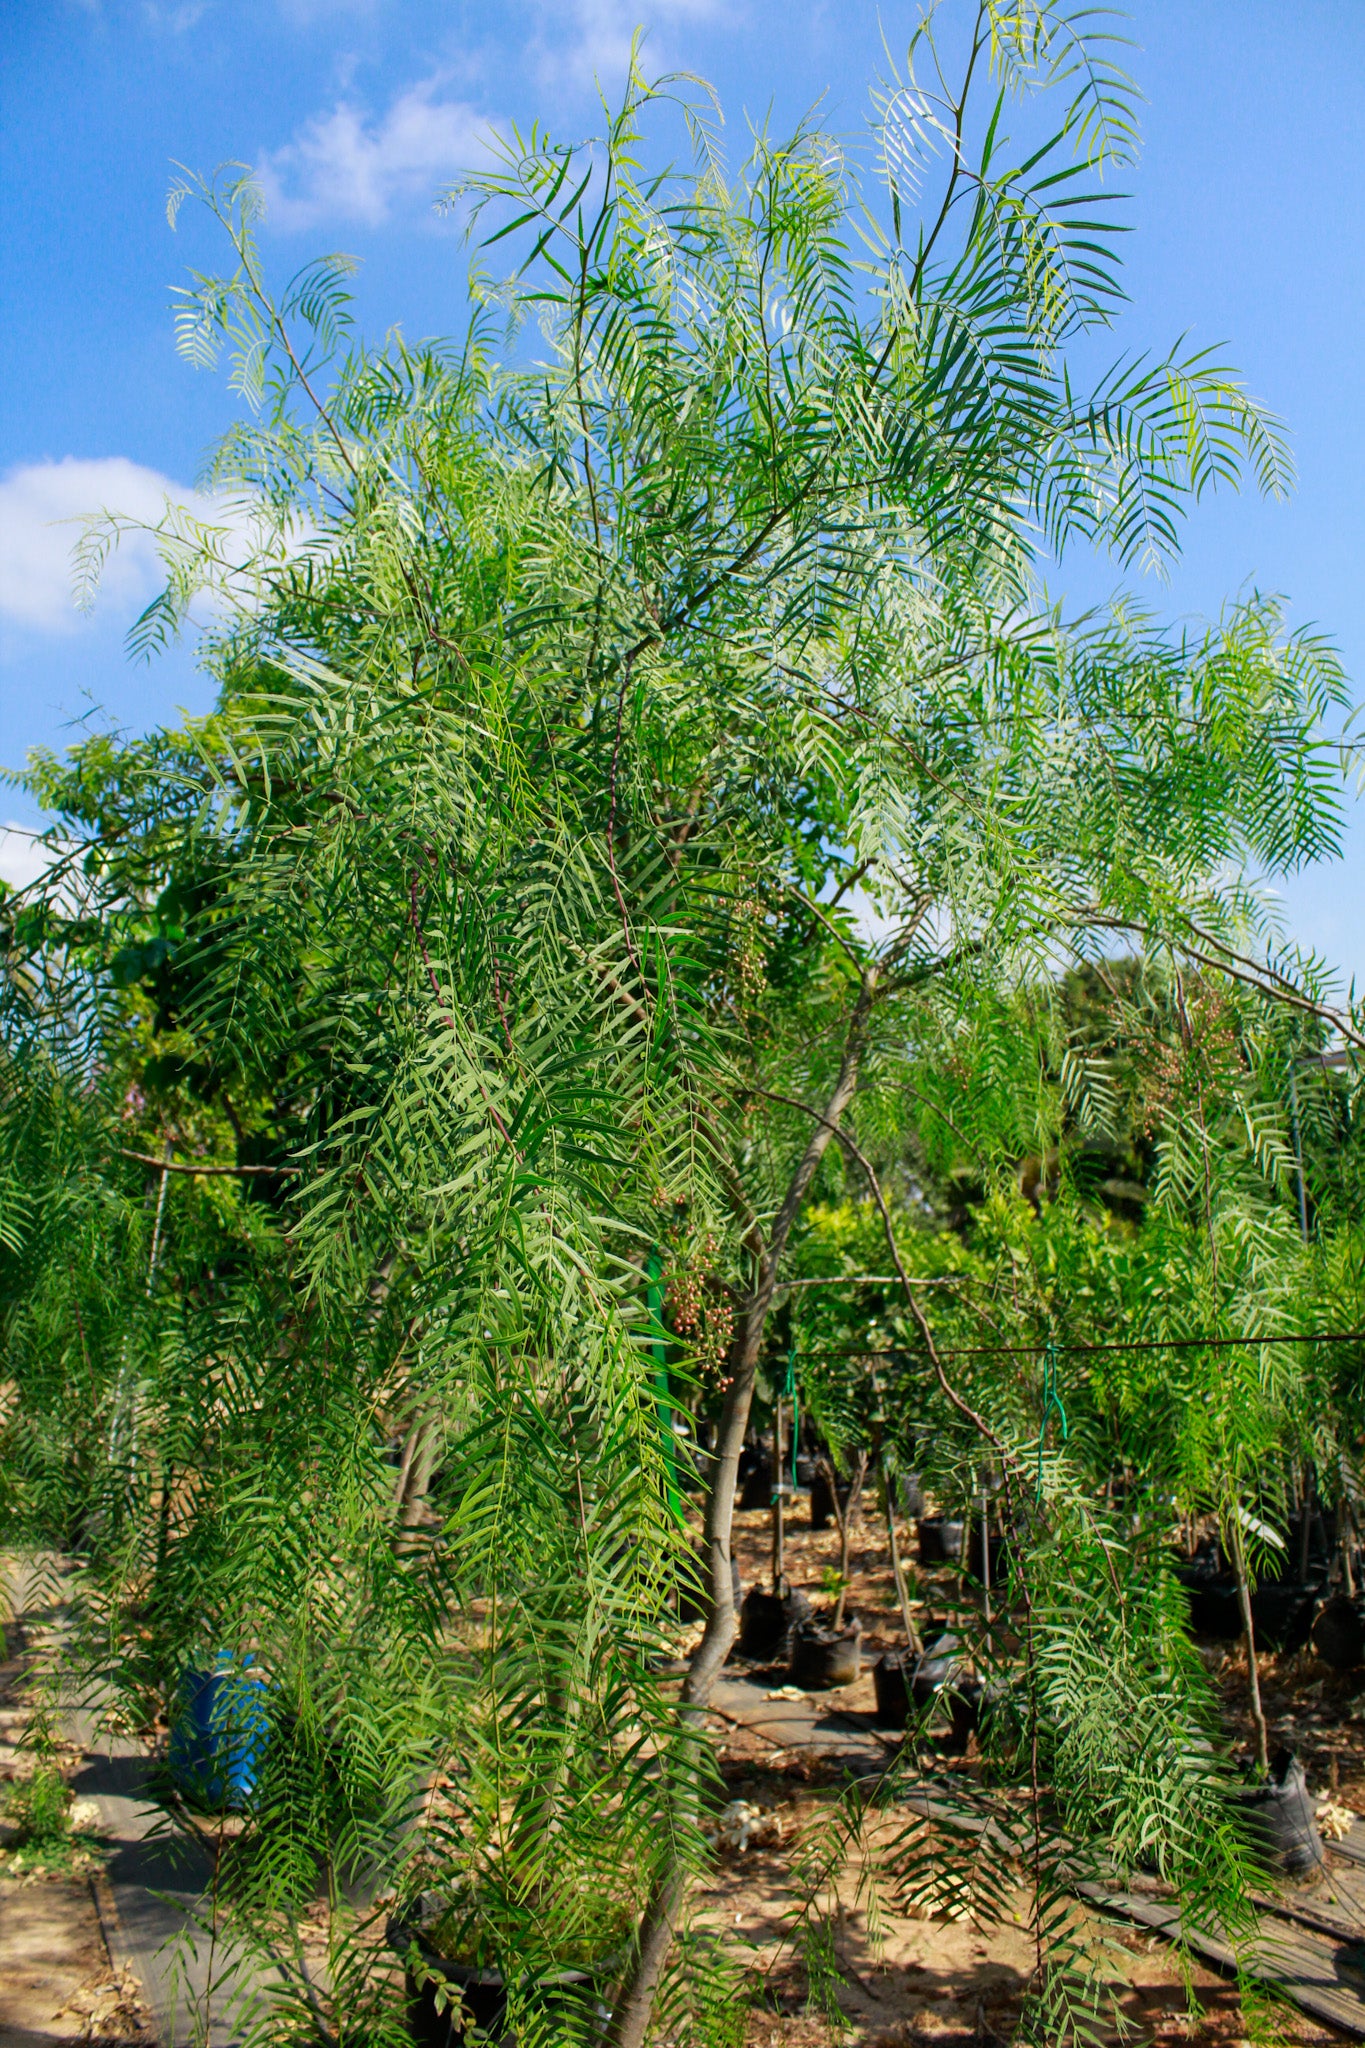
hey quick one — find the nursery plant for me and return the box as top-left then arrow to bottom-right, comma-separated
1,4 -> 1363,2042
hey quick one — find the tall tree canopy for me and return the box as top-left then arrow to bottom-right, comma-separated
2,8 -> 1361,2042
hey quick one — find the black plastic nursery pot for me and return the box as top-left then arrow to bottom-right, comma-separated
1232,1749 -> 1324,1878
389,1922 -> 615,2047
738,1583 -> 812,1661
809,1467 -> 854,1532
1281,1508 -> 1332,1578
1174,1566 -> 1243,1642
911,1635 -> 963,1709
738,1449 -> 773,1511
1249,1580 -> 1318,1655
911,1637 -> 989,1751
873,1651 -> 911,1729
947,1676 -> 985,1754
788,1619 -> 861,1690
916,1516 -> 965,1565
875,1645 -> 997,1746
965,1522 -> 1009,1587
1312,1592 -> 1365,1672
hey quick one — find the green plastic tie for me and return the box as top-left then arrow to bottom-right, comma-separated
1036,1339 -> 1069,1500
783,1349 -> 800,1487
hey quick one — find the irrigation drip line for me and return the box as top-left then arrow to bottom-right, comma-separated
798,1329 -> 1365,1362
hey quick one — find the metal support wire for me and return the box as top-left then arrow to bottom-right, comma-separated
793,1328 -> 1365,1363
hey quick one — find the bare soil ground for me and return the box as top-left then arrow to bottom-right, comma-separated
710,1495 -> 1362,2046
0,1619 -> 152,2045
5,1509 -> 1365,2047
0,1878 -> 148,2047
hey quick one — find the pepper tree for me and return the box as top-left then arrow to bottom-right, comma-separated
1,7 -> 1359,2042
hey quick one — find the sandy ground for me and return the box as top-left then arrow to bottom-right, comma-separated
713,1494 -> 1359,2046
0,1877 -> 149,2047
4,1504 -> 1365,2046
0,1613 -> 151,2047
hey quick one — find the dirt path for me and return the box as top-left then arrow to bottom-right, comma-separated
0,1580 -> 153,2045
8,1499 -> 1365,2047
0,1875 -> 149,2047
1,1561 -> 281,2048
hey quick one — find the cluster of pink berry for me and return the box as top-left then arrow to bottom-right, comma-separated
656,1211 -> 734,1387
730,897 -> 766,1008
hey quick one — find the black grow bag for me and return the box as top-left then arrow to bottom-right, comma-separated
1175,1567 -> 1243,1642
1312,1592 -> 1365,1673
789,1620 -> 861,1689
911,1637 -> 991,1751
947,1674 -> 985,1753
389,1921 -> 615,2047
738,1449 -> 773,1511
909,1634 -> 968,1722
1249,1580 -> 1317,1655
916,1516 -> 965,1565
965,1522 -> 1009,1587
738,1583 -> 812,1661
1232,1749 -> 1324,1877
873,1651 -> 911,1729
809,1467 -> 854,1531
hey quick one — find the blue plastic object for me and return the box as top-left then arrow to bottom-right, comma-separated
168,1654 -> 270,1808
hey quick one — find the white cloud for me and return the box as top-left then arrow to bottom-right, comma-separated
0,457 -> 215,635
274,0 -> 383,21
144,1 -> 210,30
0,826 -> 54,893
535,0 -> 726,92
256,76 -> 496,231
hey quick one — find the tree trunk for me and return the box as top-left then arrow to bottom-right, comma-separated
1342,1495 -> 1357,1597
395,1414 -> 438,1526
771,1396 -> 786,1593
833,1449 -> 868,1630
608,975 -> 880,2048
882,1453 -> 922,1656
600,1857 -> 688,2048
683,971 -> 878,1711
1228,1517 -> 1269,1776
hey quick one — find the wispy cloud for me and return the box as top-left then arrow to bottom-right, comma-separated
67,0 -> 210,25
256,75 -> 496,230
0,457 -> 214,634
274,0 -> 385,21
147,1 -> 211,30
534,0 -> 727,92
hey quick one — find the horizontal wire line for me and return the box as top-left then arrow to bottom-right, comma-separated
798,1330 -> 1365,1360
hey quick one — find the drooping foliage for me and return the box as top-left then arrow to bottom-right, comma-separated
2,7 -> 1362,2042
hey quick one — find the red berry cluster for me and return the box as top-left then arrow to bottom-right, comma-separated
653,1200 -> 735,1387
730,897 -> 766,1009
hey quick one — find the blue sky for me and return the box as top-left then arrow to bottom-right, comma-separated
2,0 -> 1362,980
